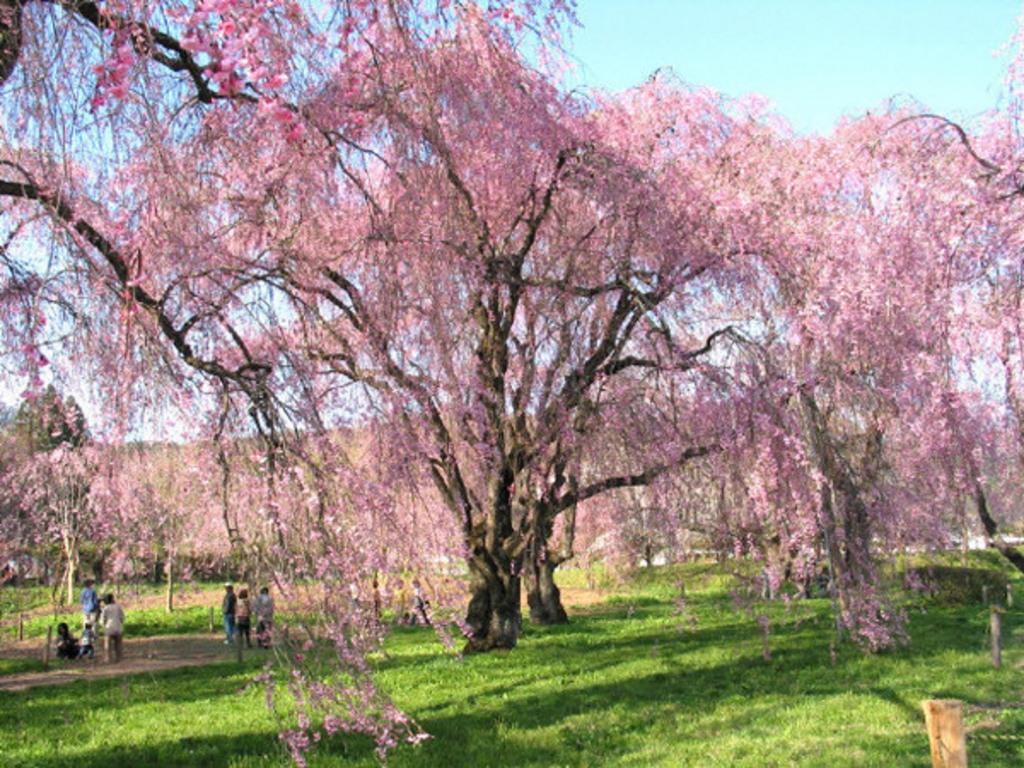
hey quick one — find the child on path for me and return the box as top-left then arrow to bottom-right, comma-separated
78,622 -> 97,660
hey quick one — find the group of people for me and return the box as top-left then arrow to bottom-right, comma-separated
56,579 -> 125,662
55,579 -> 273,663
221,583 -> 274,648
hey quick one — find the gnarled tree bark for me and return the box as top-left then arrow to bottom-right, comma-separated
464,526 -> 522,651
0,0 -> 22,85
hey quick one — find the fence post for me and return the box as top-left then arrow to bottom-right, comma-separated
18,612 -> 24,641
922,699 -> 968,768
42,626 -> 51,670
991,608 -> 1002,668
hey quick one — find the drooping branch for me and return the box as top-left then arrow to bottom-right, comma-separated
600,326 -> 733,377
892,114 -> 1001,176
556,444 -> 712,513
0,174 -> 269,388
975,482 -> 1024,574
45,0 -> 233,103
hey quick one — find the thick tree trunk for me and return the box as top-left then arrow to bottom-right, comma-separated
820,487 -> 845,642
523,500 -> 575,625
464,554 -> 522,652
526,556 -> 568,625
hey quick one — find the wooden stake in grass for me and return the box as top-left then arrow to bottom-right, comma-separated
208,606 -> 214,632
18,612 -> 24,641
922,699 -> 968,768
991,607 -> 1002,669
42,626 -> 51,670
165,558 -> 174,613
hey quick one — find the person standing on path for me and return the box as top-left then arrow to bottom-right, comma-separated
236,588 -> 253,648
222,583 -> 237,645
80,579 -> 100,631
254,586 -> 274,649
100,594 -> 125,663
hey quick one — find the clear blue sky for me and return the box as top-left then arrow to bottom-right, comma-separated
569,1 -> 1022,134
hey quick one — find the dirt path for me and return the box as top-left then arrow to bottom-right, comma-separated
0,634 -> 247,692
0,586 -> 617,693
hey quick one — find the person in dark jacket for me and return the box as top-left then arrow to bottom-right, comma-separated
222,583 -> 237,644
55,622 -> 79,660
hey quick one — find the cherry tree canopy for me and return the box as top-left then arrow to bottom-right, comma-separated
4,0 -> 1024,758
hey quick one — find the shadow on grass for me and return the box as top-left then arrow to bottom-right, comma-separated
4,729 -> 289,768
0,660 -> 269,732
368,603 -> 1024,766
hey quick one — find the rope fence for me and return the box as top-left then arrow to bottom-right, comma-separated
924,699 -> 1024,766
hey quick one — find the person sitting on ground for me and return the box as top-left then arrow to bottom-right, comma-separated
55,622 -> 79,660
236,588 -> 253,648
100,593 -> 125,663
78,622 -> 97,660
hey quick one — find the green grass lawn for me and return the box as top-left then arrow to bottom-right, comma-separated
2,563 -> 1024,766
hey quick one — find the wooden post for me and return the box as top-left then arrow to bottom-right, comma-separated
922,699 -> 968,768
1007,584 -> 1014,608
18,612 -> 24,641
208,606 -> 214,632
165,558 -> 174,613
991,608 -> 1002,669
42,627 -> 51,670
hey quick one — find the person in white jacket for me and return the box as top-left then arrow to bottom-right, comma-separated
100,594 -> 125,663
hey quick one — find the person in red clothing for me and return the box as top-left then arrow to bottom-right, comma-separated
235,588 -> 253,648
